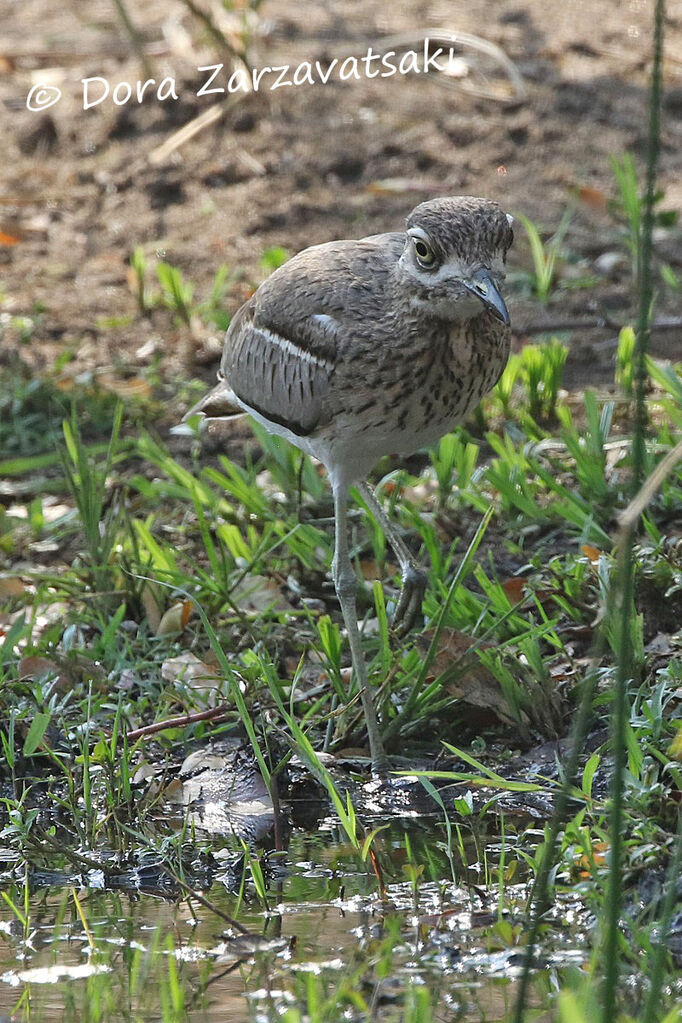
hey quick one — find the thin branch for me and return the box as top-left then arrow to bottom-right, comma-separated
124,705 -> 231,742
513,315 -> 682,337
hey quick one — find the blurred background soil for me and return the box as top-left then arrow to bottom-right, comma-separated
1,0 -> 681,421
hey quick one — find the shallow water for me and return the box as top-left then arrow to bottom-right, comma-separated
0,814 -> 590,1022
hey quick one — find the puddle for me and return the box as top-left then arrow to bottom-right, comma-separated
0,816 -> 591,1022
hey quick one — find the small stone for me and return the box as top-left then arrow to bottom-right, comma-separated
594,251 -> 627,276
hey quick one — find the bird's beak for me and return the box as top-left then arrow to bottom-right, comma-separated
182,381 -> 239,422
463,269 -> 510,326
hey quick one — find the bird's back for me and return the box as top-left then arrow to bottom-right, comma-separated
220,233 -> 405,438
214,205 -> 511,481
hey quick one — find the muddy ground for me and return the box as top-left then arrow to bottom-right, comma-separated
1,0 -> 681,420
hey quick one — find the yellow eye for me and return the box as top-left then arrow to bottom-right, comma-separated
413,238 -> 436,268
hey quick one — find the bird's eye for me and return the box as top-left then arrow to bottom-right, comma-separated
413,238 -> 436,268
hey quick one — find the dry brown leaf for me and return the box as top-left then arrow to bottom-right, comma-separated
359,559 -> 398,581
581,544 -> 602,565
18,655 -> 69,690
577,185 -> 608,210
501,577 -> 528,604
161,652 -> 223,705
417,628 -> 513,719
0,577 -> 27,598
156,600 -> 193,636
140,582 -> 162,633
577,840 -> 608,877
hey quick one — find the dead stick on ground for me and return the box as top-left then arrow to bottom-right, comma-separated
617,435 -> 682,537
514,316 -> 682,336
149,95 -> 250,165
112,705 -> 231,743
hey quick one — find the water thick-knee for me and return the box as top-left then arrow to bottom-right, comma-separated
403,564 -> 427,591
333,563 -> 358,606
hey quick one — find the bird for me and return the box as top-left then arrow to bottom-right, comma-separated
185,196 -> 514,777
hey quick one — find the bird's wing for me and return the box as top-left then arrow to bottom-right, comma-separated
221,234 -> 404,437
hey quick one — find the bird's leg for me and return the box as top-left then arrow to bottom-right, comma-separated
356,481 -> 427,638
332,480 -> 390,778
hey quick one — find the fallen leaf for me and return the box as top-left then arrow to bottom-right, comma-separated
232,574 -> 292,613
581,544 -> 602,565
18,655 -> 69,690
156,600 -> 193,636
140,582 -> 162,633
0,577 -> 26,598
161,652 -> 223,704
577,185 -> 608,210
417,628 -> 515,721
359,559 -> 398,581
501,577 -> 528,604
577,840 -> 608,877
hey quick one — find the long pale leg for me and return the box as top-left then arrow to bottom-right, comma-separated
332,479 -> 389,777
356,481 -> 427,637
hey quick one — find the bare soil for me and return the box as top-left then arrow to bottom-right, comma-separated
1,0 -> 681,421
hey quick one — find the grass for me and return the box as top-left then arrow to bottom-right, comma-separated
1,319 -> 680,1019
516,208 -> 573,304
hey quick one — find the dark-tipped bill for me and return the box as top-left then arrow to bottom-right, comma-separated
463,269 -> 510,326
182,381 -> 242,423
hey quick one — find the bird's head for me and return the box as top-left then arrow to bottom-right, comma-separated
398,196 -> 514,324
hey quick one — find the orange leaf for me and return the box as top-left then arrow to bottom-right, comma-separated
156,600 -> 193,636
581,544 -> 602,564
578,185 -> 608,211
501,577 -> 527,604
0,230 -> 21,245
180,599 -> 193,629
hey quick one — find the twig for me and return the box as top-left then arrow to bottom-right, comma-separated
617,436 -> 682,535
159,861 -> 251,934
110,0 -> 153,80
149,95 -> 248,165
601,0 -> 665,1015
368,29 -> 527,103
513,315 -> 682,336
178,0 -> 245,61
124,705 -> 231,742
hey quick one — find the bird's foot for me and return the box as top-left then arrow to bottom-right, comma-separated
391,565 -> 428,638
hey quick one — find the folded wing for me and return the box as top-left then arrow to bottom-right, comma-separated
222,235 -> 402,437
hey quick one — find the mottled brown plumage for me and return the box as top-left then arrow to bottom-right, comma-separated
187,196 -> 514,776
